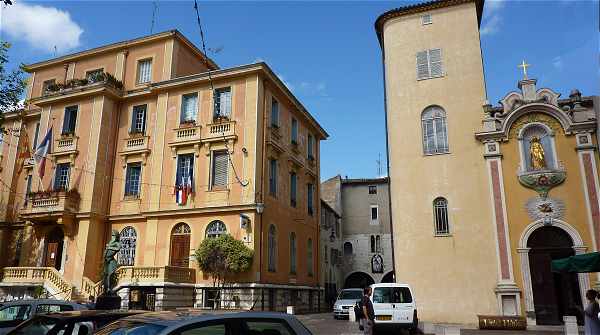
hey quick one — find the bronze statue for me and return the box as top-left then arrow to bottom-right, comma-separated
102,230 -> 121,293
530,136 -> 546,170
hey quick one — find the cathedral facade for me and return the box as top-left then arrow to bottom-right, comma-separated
376,0 -> 599,326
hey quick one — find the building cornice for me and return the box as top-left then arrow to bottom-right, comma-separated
107,203 -> 259,221
23,29 -> 218,72
374,0 -> 484,47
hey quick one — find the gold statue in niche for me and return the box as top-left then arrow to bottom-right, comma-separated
530,136 -> 547,170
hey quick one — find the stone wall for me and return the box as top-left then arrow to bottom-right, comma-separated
342,233 -> 393,284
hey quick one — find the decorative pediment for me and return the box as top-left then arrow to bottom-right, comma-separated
499,87 -> 560,115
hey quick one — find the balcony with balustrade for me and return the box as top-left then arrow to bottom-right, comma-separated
51,136 -> 79,165
167,123 -> 203,155
20,190 -> 80,224
119,135 -> 151,166
1,267 -> 73,300
204,121 -> 237,143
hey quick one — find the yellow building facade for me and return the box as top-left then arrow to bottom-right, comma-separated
376,0 -> 599,326
0,30 -> 327,311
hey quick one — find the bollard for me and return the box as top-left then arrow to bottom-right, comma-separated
349,309 -> 356,322
563,315 -> 578,335
286,306 -> 295,315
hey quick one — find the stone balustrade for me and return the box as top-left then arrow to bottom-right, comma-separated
173,126 -> 201,143
81,276 -> 103,298
2,267 -> 72,300
206,121 -> 236,140
116,266 -> 196,285
124,136 -> 150,152
20,190 -> 80,219
55,136 -> 78,154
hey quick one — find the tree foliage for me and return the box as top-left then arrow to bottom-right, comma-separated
193,234 -> 253,288
0,41 -> 27,132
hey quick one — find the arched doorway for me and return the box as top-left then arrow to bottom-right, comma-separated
44,227 -> 64,271
344,272 -> 374,289
381,271 -> 395,283
528,226 -> 582,325
169,223 -> 191,267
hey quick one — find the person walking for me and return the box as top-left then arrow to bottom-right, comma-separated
361,287 -> 375,335
584,289 -> 600,335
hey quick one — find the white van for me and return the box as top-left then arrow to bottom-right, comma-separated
370,283 -> 418,331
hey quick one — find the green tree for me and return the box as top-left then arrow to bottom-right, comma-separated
193,234 -> 253,308
0,41 -> 27,132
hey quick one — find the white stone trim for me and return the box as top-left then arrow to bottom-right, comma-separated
518,219 -> 587,325
577,149 -> 600,284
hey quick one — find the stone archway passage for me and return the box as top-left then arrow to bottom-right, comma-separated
381,271 -> 395,283
344,272 -> 375,289
528,226 -> 583,325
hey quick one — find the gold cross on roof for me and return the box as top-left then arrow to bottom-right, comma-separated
518,60 -> 531,79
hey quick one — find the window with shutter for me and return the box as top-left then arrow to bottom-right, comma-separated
180,93 -> 198,124
214,88 -> 231,119
416,51 -> 429,80
290,172 -> 297,207
291,118 -> 298,144
307,183 -> 314,215
417,49 -> 443,80
211,151 -> 229,188
131,105 -> 147,134
62,106 -> 78,135
269,159 -> 277,196
271,98 -> 279,127
32,123 -> 40,150
421,106 -> 449,154
137,59 -> 152,84
176,154 -> 194,187
429,49 -> 443,77
307,134 -> 314,159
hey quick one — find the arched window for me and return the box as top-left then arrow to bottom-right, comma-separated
376,235 -> 381,253
118,226 -> 137,266
206,220 -> 227,238
343,242 -> 353,256
421,106 -> 449,154
170,223 -> 191,267
433,197 -> 449,235
370,235 -> 375,253
268,225 -> 277,272
520,124 -> 556,171
307,239 -> 314,276
290,232 -> 297,275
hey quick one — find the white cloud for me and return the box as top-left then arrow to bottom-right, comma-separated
552,56 -> 563,70
481,0 -> 506,36
1,2 -> 83,53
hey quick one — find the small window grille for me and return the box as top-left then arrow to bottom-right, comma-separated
421,14 -> 432,25
434,197 -> 450,235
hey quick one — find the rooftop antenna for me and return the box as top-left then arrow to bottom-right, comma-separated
377,153 -> 382,177
150,1 -> 158,34
53,46 -> 57,57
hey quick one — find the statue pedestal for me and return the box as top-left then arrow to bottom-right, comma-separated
95,293 -> 122,310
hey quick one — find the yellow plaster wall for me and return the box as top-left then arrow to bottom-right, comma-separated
381,1 -> 498,324
501,113 -> 599,309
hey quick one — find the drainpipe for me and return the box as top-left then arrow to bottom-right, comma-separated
380,37 -> 397,282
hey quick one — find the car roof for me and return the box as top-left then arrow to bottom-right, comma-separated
119,311 -> 297,328
36,310 -> 145,320
341,288 -> 363,292
1,299 -> 84,306
370,283 -> 411,288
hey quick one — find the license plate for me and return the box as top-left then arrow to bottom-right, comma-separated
376,315 -> 392,321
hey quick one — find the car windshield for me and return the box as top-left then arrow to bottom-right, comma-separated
10,316 -> 59,335
338,290 -> 362,300
95,320 -> 167,335
0,305 -> 31,321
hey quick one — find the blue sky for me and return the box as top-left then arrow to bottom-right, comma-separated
1,1 -> 598,181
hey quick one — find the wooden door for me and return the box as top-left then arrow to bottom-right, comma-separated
529,251 -> 560,325
44,242 -> 59,269
169,235 -> 190,267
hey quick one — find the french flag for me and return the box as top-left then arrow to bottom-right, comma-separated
34,127 -> 53,179
175,176 -> 193,206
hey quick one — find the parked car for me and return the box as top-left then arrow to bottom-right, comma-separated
7,310 -> 143,335
370,283 -> 418,332
0,300 -> 86,335
333,288 -> 363,319
96,311 -> 313,335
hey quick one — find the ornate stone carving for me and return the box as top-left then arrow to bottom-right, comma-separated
517,169 -> 566,199
509,114 -> 562,140
525,196 -> 565,223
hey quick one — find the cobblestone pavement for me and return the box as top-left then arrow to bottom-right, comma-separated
295,313 -> 580,335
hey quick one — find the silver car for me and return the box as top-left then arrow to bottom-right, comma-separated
0,299 -> 86,335
96,311 -> 313,335
333,289 -> 363,319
